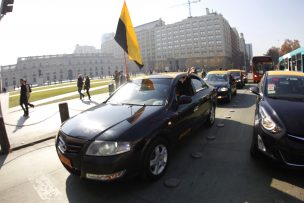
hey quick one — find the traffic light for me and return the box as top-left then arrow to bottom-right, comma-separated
1,0 -> 14,15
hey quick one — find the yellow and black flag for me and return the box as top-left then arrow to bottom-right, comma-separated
114,1 -> 144,68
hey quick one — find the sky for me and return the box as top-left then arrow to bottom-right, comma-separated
0,0 -> 304,66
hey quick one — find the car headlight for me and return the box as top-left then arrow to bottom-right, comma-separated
259,107 -> 281,134
218,87 -> 228,92
86,141 -> 131,156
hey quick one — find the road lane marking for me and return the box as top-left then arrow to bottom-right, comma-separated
271,178 -> 304,201
28,174 -> 61,200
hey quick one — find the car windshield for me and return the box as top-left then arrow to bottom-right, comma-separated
254,62 -> 272,74
266,75 -> 304,99
107,78 -> 172,106
205,74 -> 228,82
230,72 -> 240,77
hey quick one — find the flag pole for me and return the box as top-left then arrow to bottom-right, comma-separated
123,51 -> 129,76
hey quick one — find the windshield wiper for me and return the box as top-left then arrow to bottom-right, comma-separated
122,103 -> 146,106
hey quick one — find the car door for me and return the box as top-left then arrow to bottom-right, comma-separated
170,76 -> 197,140
190,76 -> 211,121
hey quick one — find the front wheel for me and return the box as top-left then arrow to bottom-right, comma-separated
143,138 -> 169,180
205,104 -> 215,127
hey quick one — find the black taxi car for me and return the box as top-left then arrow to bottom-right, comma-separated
228,69 -> 244,88
250,71 -> 304,167
56,73 -> 217,181
204,70 -> 237,103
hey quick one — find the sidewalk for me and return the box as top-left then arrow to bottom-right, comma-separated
1,91 -> 110,150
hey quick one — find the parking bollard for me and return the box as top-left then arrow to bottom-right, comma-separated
59,103 -> 70,123
108,83 -> 114,96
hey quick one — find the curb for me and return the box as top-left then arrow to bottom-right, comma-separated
10,135 -> 56,152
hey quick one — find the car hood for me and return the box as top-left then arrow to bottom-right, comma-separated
265,98 -> 304,136
60,103 -> 163,140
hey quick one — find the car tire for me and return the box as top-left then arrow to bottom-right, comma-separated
205,104 -> 215,127
143,138 -> 169,180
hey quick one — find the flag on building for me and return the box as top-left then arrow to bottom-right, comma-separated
114,1 -> 144,68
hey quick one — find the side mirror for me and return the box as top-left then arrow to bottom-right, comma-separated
249,86 -> 260,95
178,95 -> 192,105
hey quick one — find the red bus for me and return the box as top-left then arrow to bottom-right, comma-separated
252,56 -> 274,83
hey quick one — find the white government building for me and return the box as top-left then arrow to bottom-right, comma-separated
1,8 -> 252,91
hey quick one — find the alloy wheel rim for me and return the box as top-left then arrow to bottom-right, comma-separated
149,144 -> 168,175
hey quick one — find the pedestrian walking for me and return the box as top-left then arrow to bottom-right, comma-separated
84,75 -> 91,100
201,69 -> 207,78
77,74 -> 85,99
114,70 -> 120,89
19,79 -> 29,117
25,80 -> 34,108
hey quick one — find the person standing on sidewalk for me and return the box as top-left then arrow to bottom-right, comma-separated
84,75 -> 91,100
113,70 -> 120,89
25,80 -> 34,108
77,74 -> 85,100
19,79 -> 29,117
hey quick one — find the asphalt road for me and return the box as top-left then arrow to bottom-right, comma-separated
0,85 -> 303,203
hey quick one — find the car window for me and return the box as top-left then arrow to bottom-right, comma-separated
205,74 -> 228,82
191,77 -> 206,92
107,78 -> 172,106
176,76 -> 194,97
230,72 -> 240,77
265,76 -> 304,99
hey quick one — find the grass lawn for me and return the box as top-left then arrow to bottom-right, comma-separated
9,79 -> 112,96
38,87 -> 110,107
9,80 -> 112,108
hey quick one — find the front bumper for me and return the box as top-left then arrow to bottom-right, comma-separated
254,122 -> 304,168
56,133 -> 140,181
216,90 -> 229,99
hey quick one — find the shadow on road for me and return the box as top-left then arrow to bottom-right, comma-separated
80,100 -> 100,106
0,153 -> 8,170
12,115 -> 28,132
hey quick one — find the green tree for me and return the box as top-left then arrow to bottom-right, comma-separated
279,39 -> 300,56
266,47 -> 280,64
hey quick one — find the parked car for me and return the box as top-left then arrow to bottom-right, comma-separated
250,71 -> 304,167
55,73 -> 217,181
204,70 -> 237,103
228,69 -> 245,88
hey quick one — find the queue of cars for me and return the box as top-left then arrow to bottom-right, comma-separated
55,72 -> 217,181
203,69 -> 248,103
55,69 -> 304,182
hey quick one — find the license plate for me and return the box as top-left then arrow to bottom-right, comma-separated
58,150 -> 73,169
